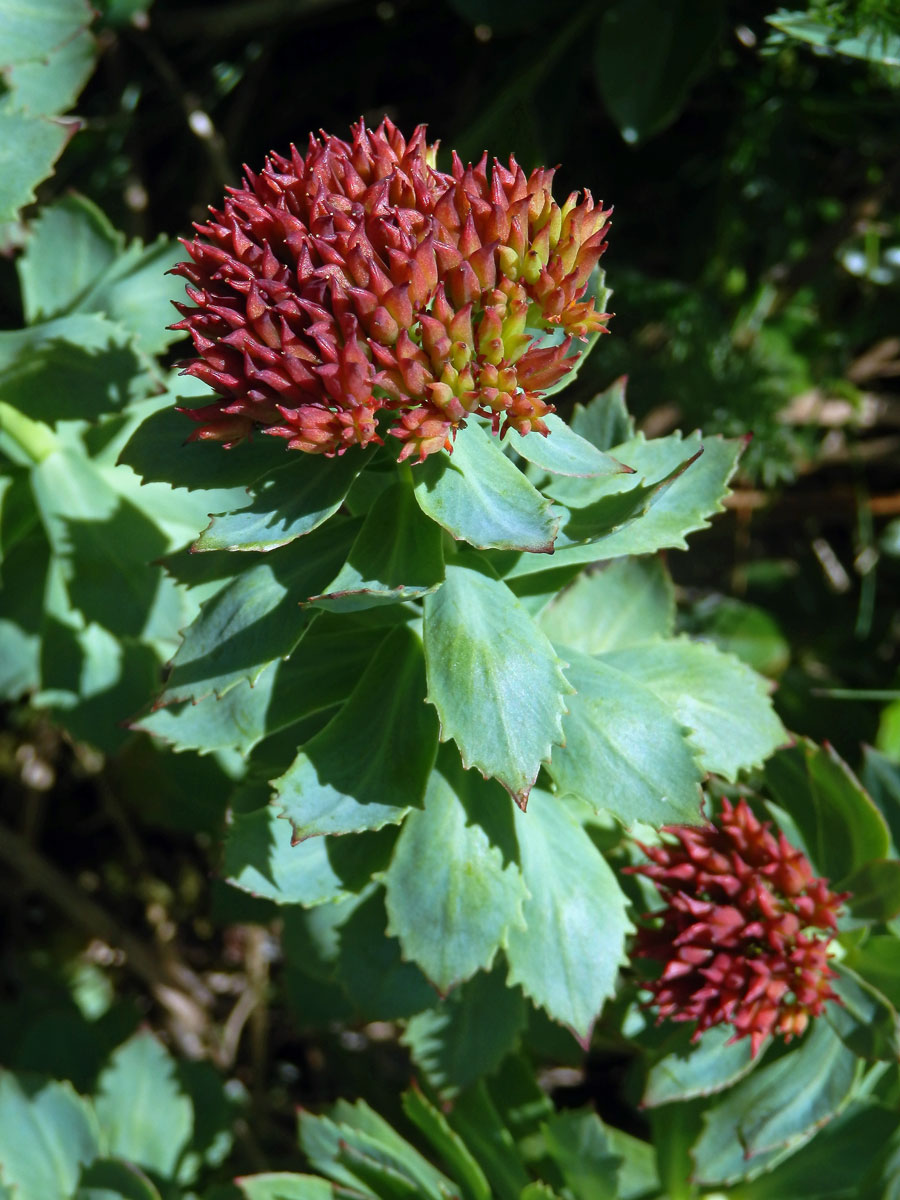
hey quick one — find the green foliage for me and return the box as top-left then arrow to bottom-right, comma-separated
0,1031 -> 236,1197
1,4 -> 899,1198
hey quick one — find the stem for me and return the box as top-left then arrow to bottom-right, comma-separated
0,402 -> 58,464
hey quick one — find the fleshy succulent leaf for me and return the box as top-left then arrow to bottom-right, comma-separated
423,559 -> 573,806
193,451 -> 372,552
311,478 -> 444,610
764,738 -> 891,885
537,556 -> 675,653
504,789 -> 632,1040
413,421 -> 559,553
599,637 -> 787,780
382,747 -> 528,991
546,648 -> 704,826
155,523 -> 356,705
511,412 -> 627,478
401,965 -> 528,1098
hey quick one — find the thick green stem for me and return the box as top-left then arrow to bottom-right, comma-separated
0,402 -> 58,464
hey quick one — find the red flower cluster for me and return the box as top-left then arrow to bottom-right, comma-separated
629,799 -> 845,1056
170,118 -> 611,462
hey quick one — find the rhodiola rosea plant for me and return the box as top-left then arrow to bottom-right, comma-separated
121,117 -> 790,1043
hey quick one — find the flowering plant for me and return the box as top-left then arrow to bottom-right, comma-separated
0,59 -> 899,1199
1,0 -> 900,1192
114,122 -> 796,1046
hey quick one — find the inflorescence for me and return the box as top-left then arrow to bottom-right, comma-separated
629,798 -> 846,1056
170,118 -> 611,462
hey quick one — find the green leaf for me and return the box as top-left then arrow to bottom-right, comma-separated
501,431 -> 741,581
691,1019 -> 861,1186
413,421 -> 558,553
402,1085 -> 492,1200
0,0 -> 94,66
643,1024 -> 762,1108
424,561 -> 573,806
863,747 -> 900,851
71,233 -> 186,355
223,806 -> 355,906
685,595 -> 790,678
5,27 -> 96,116
335,893 -> 435,1023
826,962 -> 900,1062
195,451 -> 370,552
383,748 -> 528,990
603,1126 -> 660,1200
764,738 -> 891,884
549,429 -> 738,540
311,479 -> 444,610
594,0 -> 724,144
570,377 -> 634,452
300,1099 -> 454,1200
600,637 -> 787,780
445,1083 -> 530,1200
338,892 -> 441,1022
75,1158 -> 162,1200
647,1101 -> 702,1200
0,109 -> 75,222
846,934 -> 900,1008
156,523 -> 356,704
593,430 -> 742,556
546,648 -> 703,826
511,412 -> 627,478
236,1174 -> 334,1200
842,859 -> 900,922
0,313 -> 150,423
94,1032 -> 193,1179
544,447 -> 702,547
537,557 -> 675,653
137,623 -> 381,754
729,1100 -> 900,1200
19,196 -> 118,322
30,448 -> 170,638
542,1110 -> 621,1200
504,790 -> 632,1040
0,1072 -> 100,1200
402,965 -> 527,1098
767,10 -> 900,66
117,394 -> 286,493
274,625 -> 438,838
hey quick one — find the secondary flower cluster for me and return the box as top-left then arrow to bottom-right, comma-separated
170,118 -> 611,462
630,798 -> 845,1056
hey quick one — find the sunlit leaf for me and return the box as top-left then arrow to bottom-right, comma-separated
505,790 -> 632,1039
537,556 -> 674,653
546,648 -> 703,826
94,1033 -> 193,1180
599,637 -> 787,780
424,560 -> 572,806
0,1072 -> 99,1200
383,748 -> 528,990
413,421 -> 558,553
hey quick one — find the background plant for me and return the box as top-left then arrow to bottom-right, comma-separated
1,1 -> 899,1198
